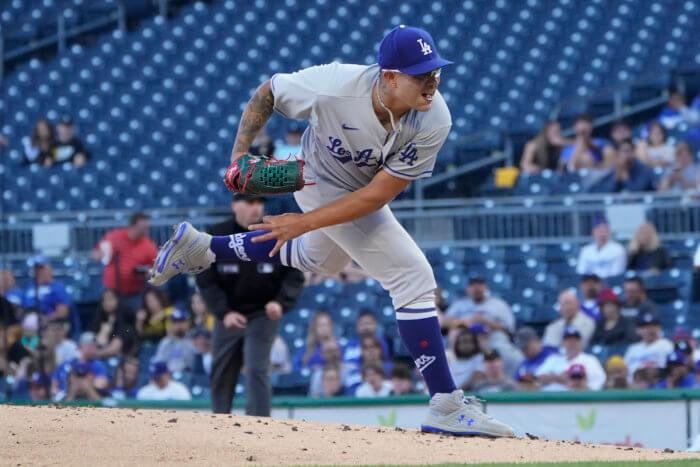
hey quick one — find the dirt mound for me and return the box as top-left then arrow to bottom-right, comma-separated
1,405 -> 697,465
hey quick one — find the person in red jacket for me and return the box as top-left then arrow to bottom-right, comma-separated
92,212 -> 158,310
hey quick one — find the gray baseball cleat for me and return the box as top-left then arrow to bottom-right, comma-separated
421,390 -> 515,438
149,222 -> 215,287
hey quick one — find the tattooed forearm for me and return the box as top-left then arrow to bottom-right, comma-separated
231,80 -> 275,161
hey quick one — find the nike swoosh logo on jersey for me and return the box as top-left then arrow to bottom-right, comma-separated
342,124 -> 359,130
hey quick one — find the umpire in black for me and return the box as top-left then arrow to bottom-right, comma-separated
196,193 -> 304,415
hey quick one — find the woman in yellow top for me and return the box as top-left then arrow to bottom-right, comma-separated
135,289 -> 174,343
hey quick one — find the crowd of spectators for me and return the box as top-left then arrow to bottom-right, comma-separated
518,90 -> 700,195
20,115 -> 89,168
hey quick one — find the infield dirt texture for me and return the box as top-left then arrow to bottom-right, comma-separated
2,405 -> 699,466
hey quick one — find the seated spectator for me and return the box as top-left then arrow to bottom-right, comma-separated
309,338 -> 345,396
1,269 -> 24,311
292,311 -> 336,371
190,327 -> 213,376
445,276 -> 521,375
447,327 -> 484,390
28,372 -> 51,401
579,273 -> 603,321
609,120 -> 633,146
136,360 -> 191,401
54,332 -> 109,401
565,364 -> 589,391
53,115 -> 89,167
91,289 -> 138,359
44,321 -> 79,366
0,133 -> 8,146
471,349 -> 517,393
657,91 -> 699,130
591,290 -> 638,347
537,327 -> 606,391
624,312 -> 673,378
111,357 -> 141,399
153,309 -> 196,373
631,367 -> 660,389
23,255 -> 72,326
593,139 -> 655,193
543,290 -> 596,348
620,277 -> 658,319
576,216 -> 627,278
344,335 -> 393,393
5,314 -> 37,380
627,222 -> 671,273
513,327 -> 560,389
189,292 -> 214,331
355,361 -> 392,397
92,212 -> 158,310
249,126 -> 276,157
559,114 -> 613,171
135,289 -> 174,343
604,355 -> 629,389
657,142 -> 697,192
269,335 -> 291,375
273,123 -> 304,159
519,121 -> 572,174
22,119 -> 55,166
655,351 -> 697,389
389,364 -> 416,395
318,366 -> 343,398
637,121 -> 675,167
342,310 -> 390,365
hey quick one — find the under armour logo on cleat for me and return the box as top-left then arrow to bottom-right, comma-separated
172,259 -> 185,269
458,415 -> 474,426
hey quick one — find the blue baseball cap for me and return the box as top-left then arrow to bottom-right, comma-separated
377,25 -> 453,75
666,350 -> 687,366
169,309 -> 190,321
29,254 -> 49,267
149,360 -> 169,378
469,323 -> 489,335
563,327 -> 581,339
30,372 -> 49,386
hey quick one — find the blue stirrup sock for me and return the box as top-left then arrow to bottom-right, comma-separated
395,307 -> 457,396
210,231 -> 291,265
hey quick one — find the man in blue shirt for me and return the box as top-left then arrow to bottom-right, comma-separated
513,327 -> 559,388
559,114 -> 612,171
52,332 -> 109,401
654,350 -> 697,389
22,256 -> 72,325
592,139 -> 656,193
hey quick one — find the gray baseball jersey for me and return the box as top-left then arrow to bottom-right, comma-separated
270,62 -> 451,191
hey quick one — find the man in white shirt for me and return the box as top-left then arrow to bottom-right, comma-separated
624,312 -> 673,378
355,361 -> 393,398
536,327 -> 606,390
543,290 -> 595,348
576,217 -> 626,278
136,361 -> 192,401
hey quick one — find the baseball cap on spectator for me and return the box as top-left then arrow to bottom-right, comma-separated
233,193 -> 266,202
469,323 -> 489,335
674,339 -> 693,356
592,215 -> 609,228
581,273 -> 601,282
567,364 -> 587,378
22,313 -> 39,332
605,355 -> 627,372
483,349 -> 501,361
377,25 -> 453,75
598,289 -> 621,305
29,254 -> 49,268
666,350 -> 687,367
563,327 -> 581,339
149,360 -> 169,379
513,327 -> 538,351
79,331 -> 96,346
672,328 -> 693,342
72,361 -> 92,375
637,312 -> 661,326
59,114 -> 73,125
29,372 -> 49,386
169,309 -> 190,321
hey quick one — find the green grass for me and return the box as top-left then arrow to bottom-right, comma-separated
313,461 -> 700,467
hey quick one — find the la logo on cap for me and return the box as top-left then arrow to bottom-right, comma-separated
417,38 -> 432,55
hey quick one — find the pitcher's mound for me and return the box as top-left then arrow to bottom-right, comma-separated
2,405 -> 698,465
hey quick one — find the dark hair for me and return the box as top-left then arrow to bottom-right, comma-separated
361,361 -> 385,378
647,121 -> 667,143
454,328 -> 479,359
575,113 -> 594,124
358,310 -> 377,320
129,211 -> 150,226
612,120 -> 630,131
615,138 -> 635,150
361,335 -> 382,350
624,277 -> 646,291
142,288 -> 171,312
31,119 -> 55,148
390,364 -> 412,380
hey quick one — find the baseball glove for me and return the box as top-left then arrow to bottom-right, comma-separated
223,154 -> 305,195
